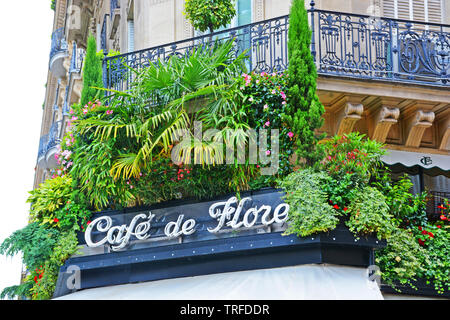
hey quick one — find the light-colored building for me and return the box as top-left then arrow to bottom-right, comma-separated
34,0 -> 449,300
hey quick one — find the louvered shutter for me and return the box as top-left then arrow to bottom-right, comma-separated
382,0 -> 442,22
127,20 -> 135,53
427,0 -> 443,23
382,0 -> 396,18
398,0 -> 412,19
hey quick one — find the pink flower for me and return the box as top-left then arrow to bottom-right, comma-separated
71,116 -> 78,121
263,104 -> 269,110
288,132 -> 294,138
106,110 -> 114,115
249,97 -> 254,102
69,109 -> 74,115
264,121 -> 270,127
271,90 -> 276,94
266,150 -> 271,156
82,108 -> 88,115
282,101 -> 287,105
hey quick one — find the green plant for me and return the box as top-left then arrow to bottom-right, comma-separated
373,170 -> 428,227
0,223 -> 59,272
184,0 -> 236,38
75,41 -> 252,200
27,176 -> 73,225
239,71 -> 296,184
322,133 -> 386,183
278,169 -> 339,237
80,35 -> 103,106
413,224 -> 450,294
376,228 -> 427,291
54,201 -> 92,231
286,0 -> 325,166
29,229 -> 80,300
346,186 -> 395,239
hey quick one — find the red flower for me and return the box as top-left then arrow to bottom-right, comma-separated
333,204 -> 339,210
53,218 -> 59,223
437,225 -> 441,229
87,221 -> 91,225
428,232 -> 434,238
440,215 -> 447,221
418,226 -> 422,231
34,276 -> 38,283
418,239 -> 425,246
421,230 -> 428,235
343,207 -> 348,212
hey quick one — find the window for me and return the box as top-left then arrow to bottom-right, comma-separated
382,0 -> 443,23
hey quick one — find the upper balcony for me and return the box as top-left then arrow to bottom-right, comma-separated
49,27 -> 69,78
102,8 -> 449,92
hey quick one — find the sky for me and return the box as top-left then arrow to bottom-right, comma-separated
0,2 -> 53,296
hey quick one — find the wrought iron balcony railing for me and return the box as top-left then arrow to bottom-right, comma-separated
103,14 -> 289,92
50,27 -> 68,62
37,134 -> 49,161
69,41 -> 85,73
310,8 -> 450,86
37,121 -> 63,164
47,120 -> 63,151
102,7 -> 449,92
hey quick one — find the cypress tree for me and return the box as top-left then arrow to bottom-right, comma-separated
287,0 -> 325,166
80,35 -> 104,106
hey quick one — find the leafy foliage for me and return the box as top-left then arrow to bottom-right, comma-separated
27,176 -> 72,225
80,35 -> 103,106
0,223 -> 59,271
376,228 -> 427,290
239,71 -> 296,187
279,169 -> 339,237
412,224 -> 450,294
346,186 -> 394,240
184,0 -> 236,35
29,229 -> 80,300
286,0 -> 325,166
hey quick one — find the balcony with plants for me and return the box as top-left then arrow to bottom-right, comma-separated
102,1 -> 449,92
1,0 -> 448,300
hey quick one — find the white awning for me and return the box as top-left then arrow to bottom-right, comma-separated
55,264 -> 383,300
382,150 -> 450,173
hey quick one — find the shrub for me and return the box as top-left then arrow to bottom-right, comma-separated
27,176 -> 72,225
278,169 -> 339,237
346,186 -> 395,240
286,0 -> 325,166
80,35 -> 103,106
184,0 -> 236,35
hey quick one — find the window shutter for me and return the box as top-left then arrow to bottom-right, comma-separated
382,0 -> 396,18
127,20 -> 135,53
427,0 -> 442,23
397,0 -> 412,20
412,1 -> 425,21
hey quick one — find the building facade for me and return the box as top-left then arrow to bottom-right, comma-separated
34,0 -> 449,300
